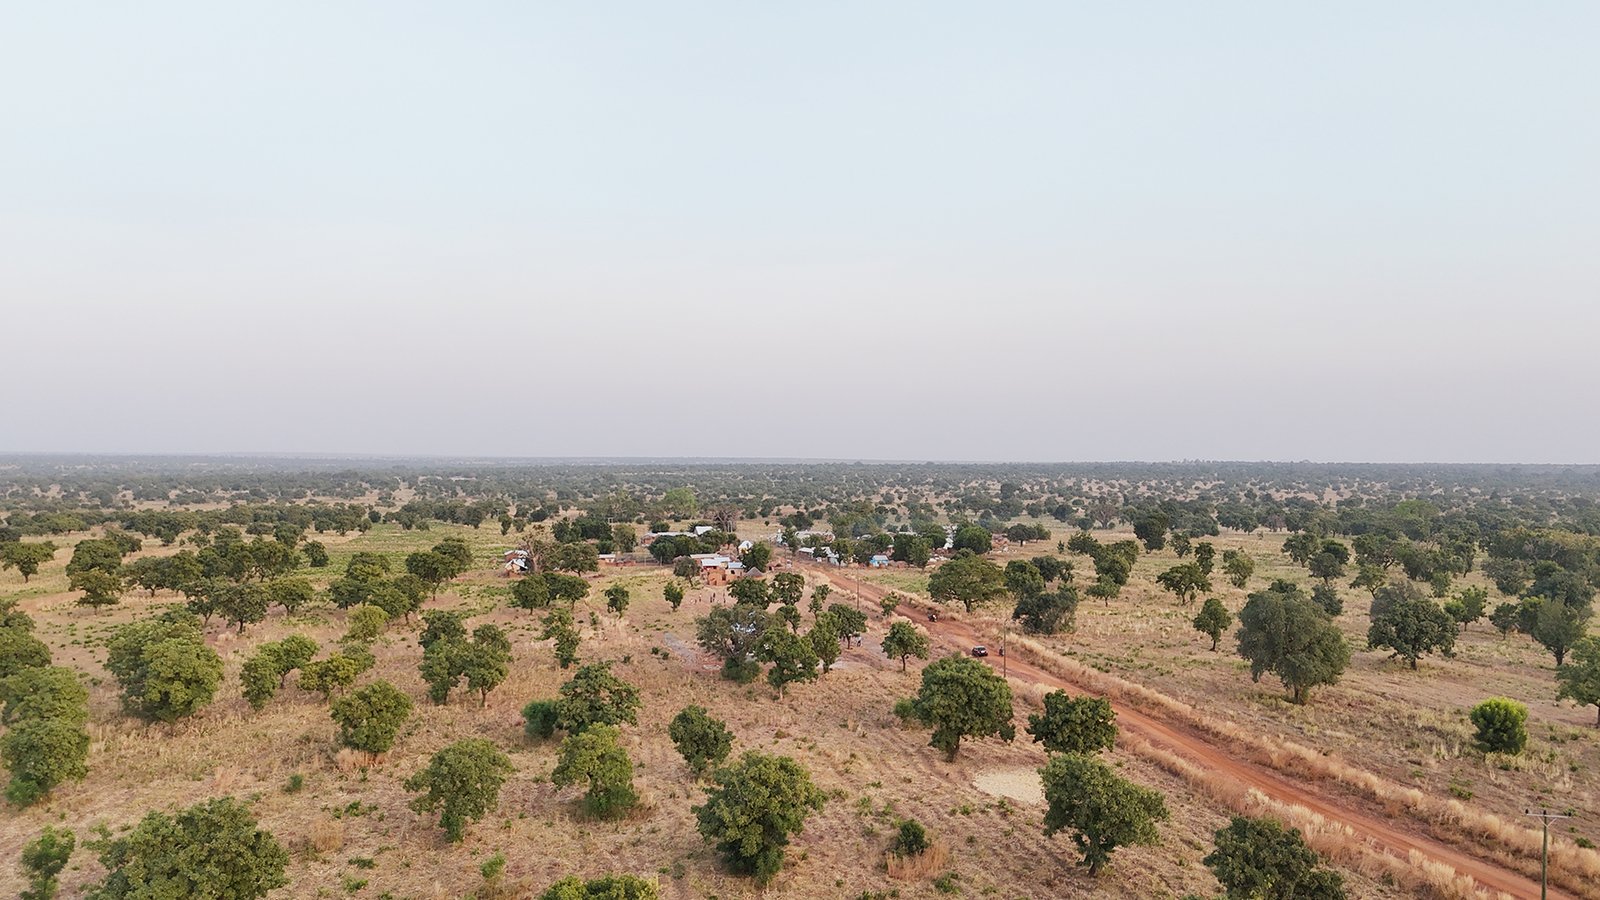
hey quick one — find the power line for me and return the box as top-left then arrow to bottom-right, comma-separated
1524,808 -> 1574,900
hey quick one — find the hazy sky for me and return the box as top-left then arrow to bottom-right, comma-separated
4,3 -> 1597,462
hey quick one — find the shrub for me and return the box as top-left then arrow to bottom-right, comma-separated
891,819 -> 931,857
1470,698 -> 1528,755
540,875 -> 659,899
523,699 -> 560,740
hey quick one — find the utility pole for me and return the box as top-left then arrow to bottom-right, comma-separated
1525,808 -> 1573,900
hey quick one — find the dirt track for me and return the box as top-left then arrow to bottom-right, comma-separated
805,564 -> 1569,900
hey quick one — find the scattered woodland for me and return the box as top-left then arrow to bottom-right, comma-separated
4,457 -> 1600,898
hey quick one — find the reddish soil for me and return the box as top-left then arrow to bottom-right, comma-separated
806,564 -> 1568,900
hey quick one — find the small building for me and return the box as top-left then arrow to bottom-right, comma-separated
869,554 -> 891,568
502,549 -> 529,576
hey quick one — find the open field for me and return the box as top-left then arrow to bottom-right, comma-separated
4,460 -> 1600,898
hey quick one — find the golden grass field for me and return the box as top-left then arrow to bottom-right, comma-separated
1,518 -> 1594,898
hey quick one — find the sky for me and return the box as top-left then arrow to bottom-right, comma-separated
2,2 -> 1597,463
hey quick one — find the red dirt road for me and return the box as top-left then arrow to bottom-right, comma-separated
809,566 -> 1568,900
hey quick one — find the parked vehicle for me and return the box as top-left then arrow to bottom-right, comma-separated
970,646 -> 988,657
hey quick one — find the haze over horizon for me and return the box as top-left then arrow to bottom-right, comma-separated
4,3 -> 1597,463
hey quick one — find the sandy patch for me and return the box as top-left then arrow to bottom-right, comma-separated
973,766 -> 1044,806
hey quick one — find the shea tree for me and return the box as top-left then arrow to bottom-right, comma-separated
895,655 -> 1015,760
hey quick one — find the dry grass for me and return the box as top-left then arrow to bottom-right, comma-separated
1009,634 -> 1600,897
885,841 -> 950,880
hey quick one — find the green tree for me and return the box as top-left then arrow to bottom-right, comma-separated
1444,586 -> 1488,631
65,539 -> 124,577
420,624 -> 511,705
264,576 -> 315,614
3,718 -> 89,807
663,579 -> 685,611
1236,585 -> 1350,704
0,628 -> 51,680
343,604 -> 389,645
729,577 -> 770,607
1222,549 -> 1255,589
1132,513 -> 1169,552
668,705 -> 733,776
1204,815 -> 1347,899
1528,596 -> 1591,666
86,797 -> 288,900
1469,697 -> 1528,754
1306,540 -> 1350,584
1556,635 -> 1600,726
522,698 -> 560,740
757,626 -> 819,697
1,666 -> 87,727
1013,587 -> 1080,635
694,751 -> 825,884
1003,560 -> 1046,601
897,655 -> 1015,760
882,620 -> 931,672
540,875 -> 660,899
543,607 -> 581,668
512,573 -> 552,609
105,616 -> 224,722
1155,563 -> 1211,605
807,617 -> 841,673
1041,752 -> 1168,875
406,550 -> 454,599
740,542 -> 773,572
1,542 -> 56,583
1194,541 -> 1216,575
556,662 -> 641,733
72,568 -> 125,609
20,826 -> 75,900
405,738 -> 514,842
298,652 -> 368,701
1027,691 -> 1116,755
330,680 -> 413,753
696,605 -> 769,683
1193,596 -> 1233,651
1367,593 -> 1456,669
770,571 -> 805,606
928,551 -> 1006,613
952,524 -> 993,554
1310,583 -> 1343,617
551,724 -> 638,818
301,540 -> 329,568
826,603 -> 868,647
604,583 -> 630,617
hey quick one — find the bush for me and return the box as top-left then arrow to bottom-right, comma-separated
891,819 -> 931,857
540,875 -> 660,899
523,699 -> 560,740
1470,697 -> 1529,755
